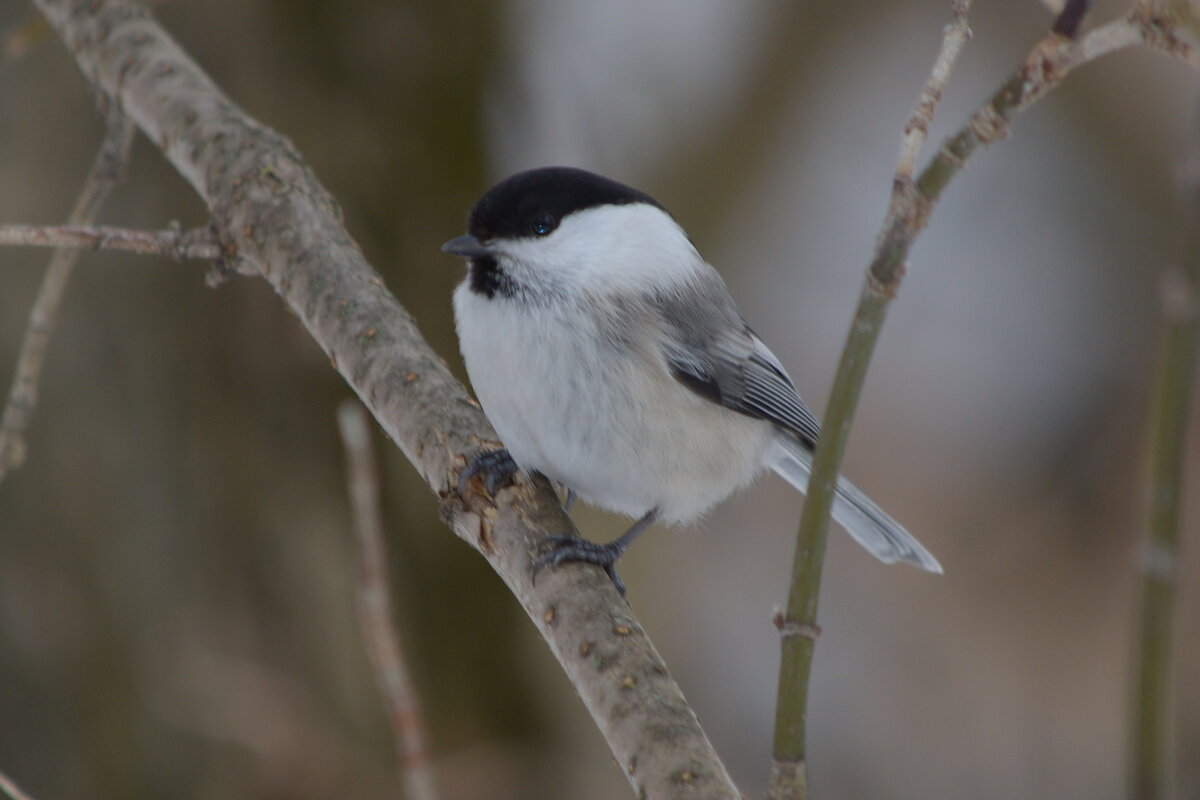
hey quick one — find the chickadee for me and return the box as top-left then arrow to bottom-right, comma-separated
444,167 -> 940,593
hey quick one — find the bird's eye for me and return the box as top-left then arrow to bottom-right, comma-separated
531,215 -> 557,236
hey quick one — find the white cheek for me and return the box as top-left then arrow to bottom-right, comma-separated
499,204 -> 703,294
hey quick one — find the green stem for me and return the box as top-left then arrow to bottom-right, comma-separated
767,19 -> 1142,800
1129,178 -> 1200,800
769,287 -> 890,780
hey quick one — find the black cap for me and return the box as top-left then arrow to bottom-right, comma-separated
465,167 -> 665,242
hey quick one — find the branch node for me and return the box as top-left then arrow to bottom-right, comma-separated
773,609 -> 822,641
967,101 -> 1012,148
766,757 -> 807,800
204,223 -> 245,286
935,138 -> 969,170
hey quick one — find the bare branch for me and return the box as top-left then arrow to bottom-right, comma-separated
1132,4 -> 1200,69
1127,100 -> 1200,800
0,102 -> 135,483
29,2 -> 740,797
0,223 -> 222,261
337,401 -> 439,800
769,4 -> 976,795
881,14 -> 1144,291
896,0 -> 974,182
767,3 -> 1199,798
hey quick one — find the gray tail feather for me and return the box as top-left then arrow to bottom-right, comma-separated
769,437 -> 942,574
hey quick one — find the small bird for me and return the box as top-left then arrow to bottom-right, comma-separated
444,167 -> 940,594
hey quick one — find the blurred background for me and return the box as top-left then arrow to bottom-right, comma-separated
1,0 -> 1198,797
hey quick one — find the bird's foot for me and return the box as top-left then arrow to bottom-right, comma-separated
531,508 -> 658,597
458,448 -> 519,497
534,535 -> 629,596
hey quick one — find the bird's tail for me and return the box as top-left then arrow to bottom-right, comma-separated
769,436 -> 942,573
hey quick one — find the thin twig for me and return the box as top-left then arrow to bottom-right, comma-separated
0,223 -> 222,261
0,770 -> 36,800
1132,4 -> 1200,70
768,5 -> 974,798
0,102 -> 135,483
1128,102 -> 1200,800
337,401 -> 439,800
896,0 -> 974,181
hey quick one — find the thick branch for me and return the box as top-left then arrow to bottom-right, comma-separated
29,1 -> 738,797
0,102 -> 135,482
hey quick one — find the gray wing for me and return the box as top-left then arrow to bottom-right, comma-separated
649,270 -> 942,573
650,272 -> 822,449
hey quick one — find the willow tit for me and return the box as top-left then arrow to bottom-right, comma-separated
444,167 -> 940,593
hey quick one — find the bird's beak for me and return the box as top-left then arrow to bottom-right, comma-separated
441,234 -> 494,259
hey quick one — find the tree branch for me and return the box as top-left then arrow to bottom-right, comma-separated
895,0 -> 974,182
28,1 -> 739,797
768,2 -> 1200,798
338,401 -> 439,800
768,6 -> 973,798
0,222 -> 222,261
0,100 -> 135,483
1127,101 -> 1200,800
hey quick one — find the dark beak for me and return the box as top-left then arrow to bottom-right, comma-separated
442,234 -> 494,259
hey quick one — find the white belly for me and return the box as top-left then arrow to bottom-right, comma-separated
453,283 -> 775,523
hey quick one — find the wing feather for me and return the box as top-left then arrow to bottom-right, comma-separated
646,271 -> 941,573
650,274 -> 821,449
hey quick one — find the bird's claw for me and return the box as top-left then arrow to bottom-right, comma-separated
458,448 -> 519,497
533,534 -> 627,597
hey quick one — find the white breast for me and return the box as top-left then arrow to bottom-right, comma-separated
453,282 -> 775,524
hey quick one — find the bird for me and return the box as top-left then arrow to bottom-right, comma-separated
443,166 -> 940,594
